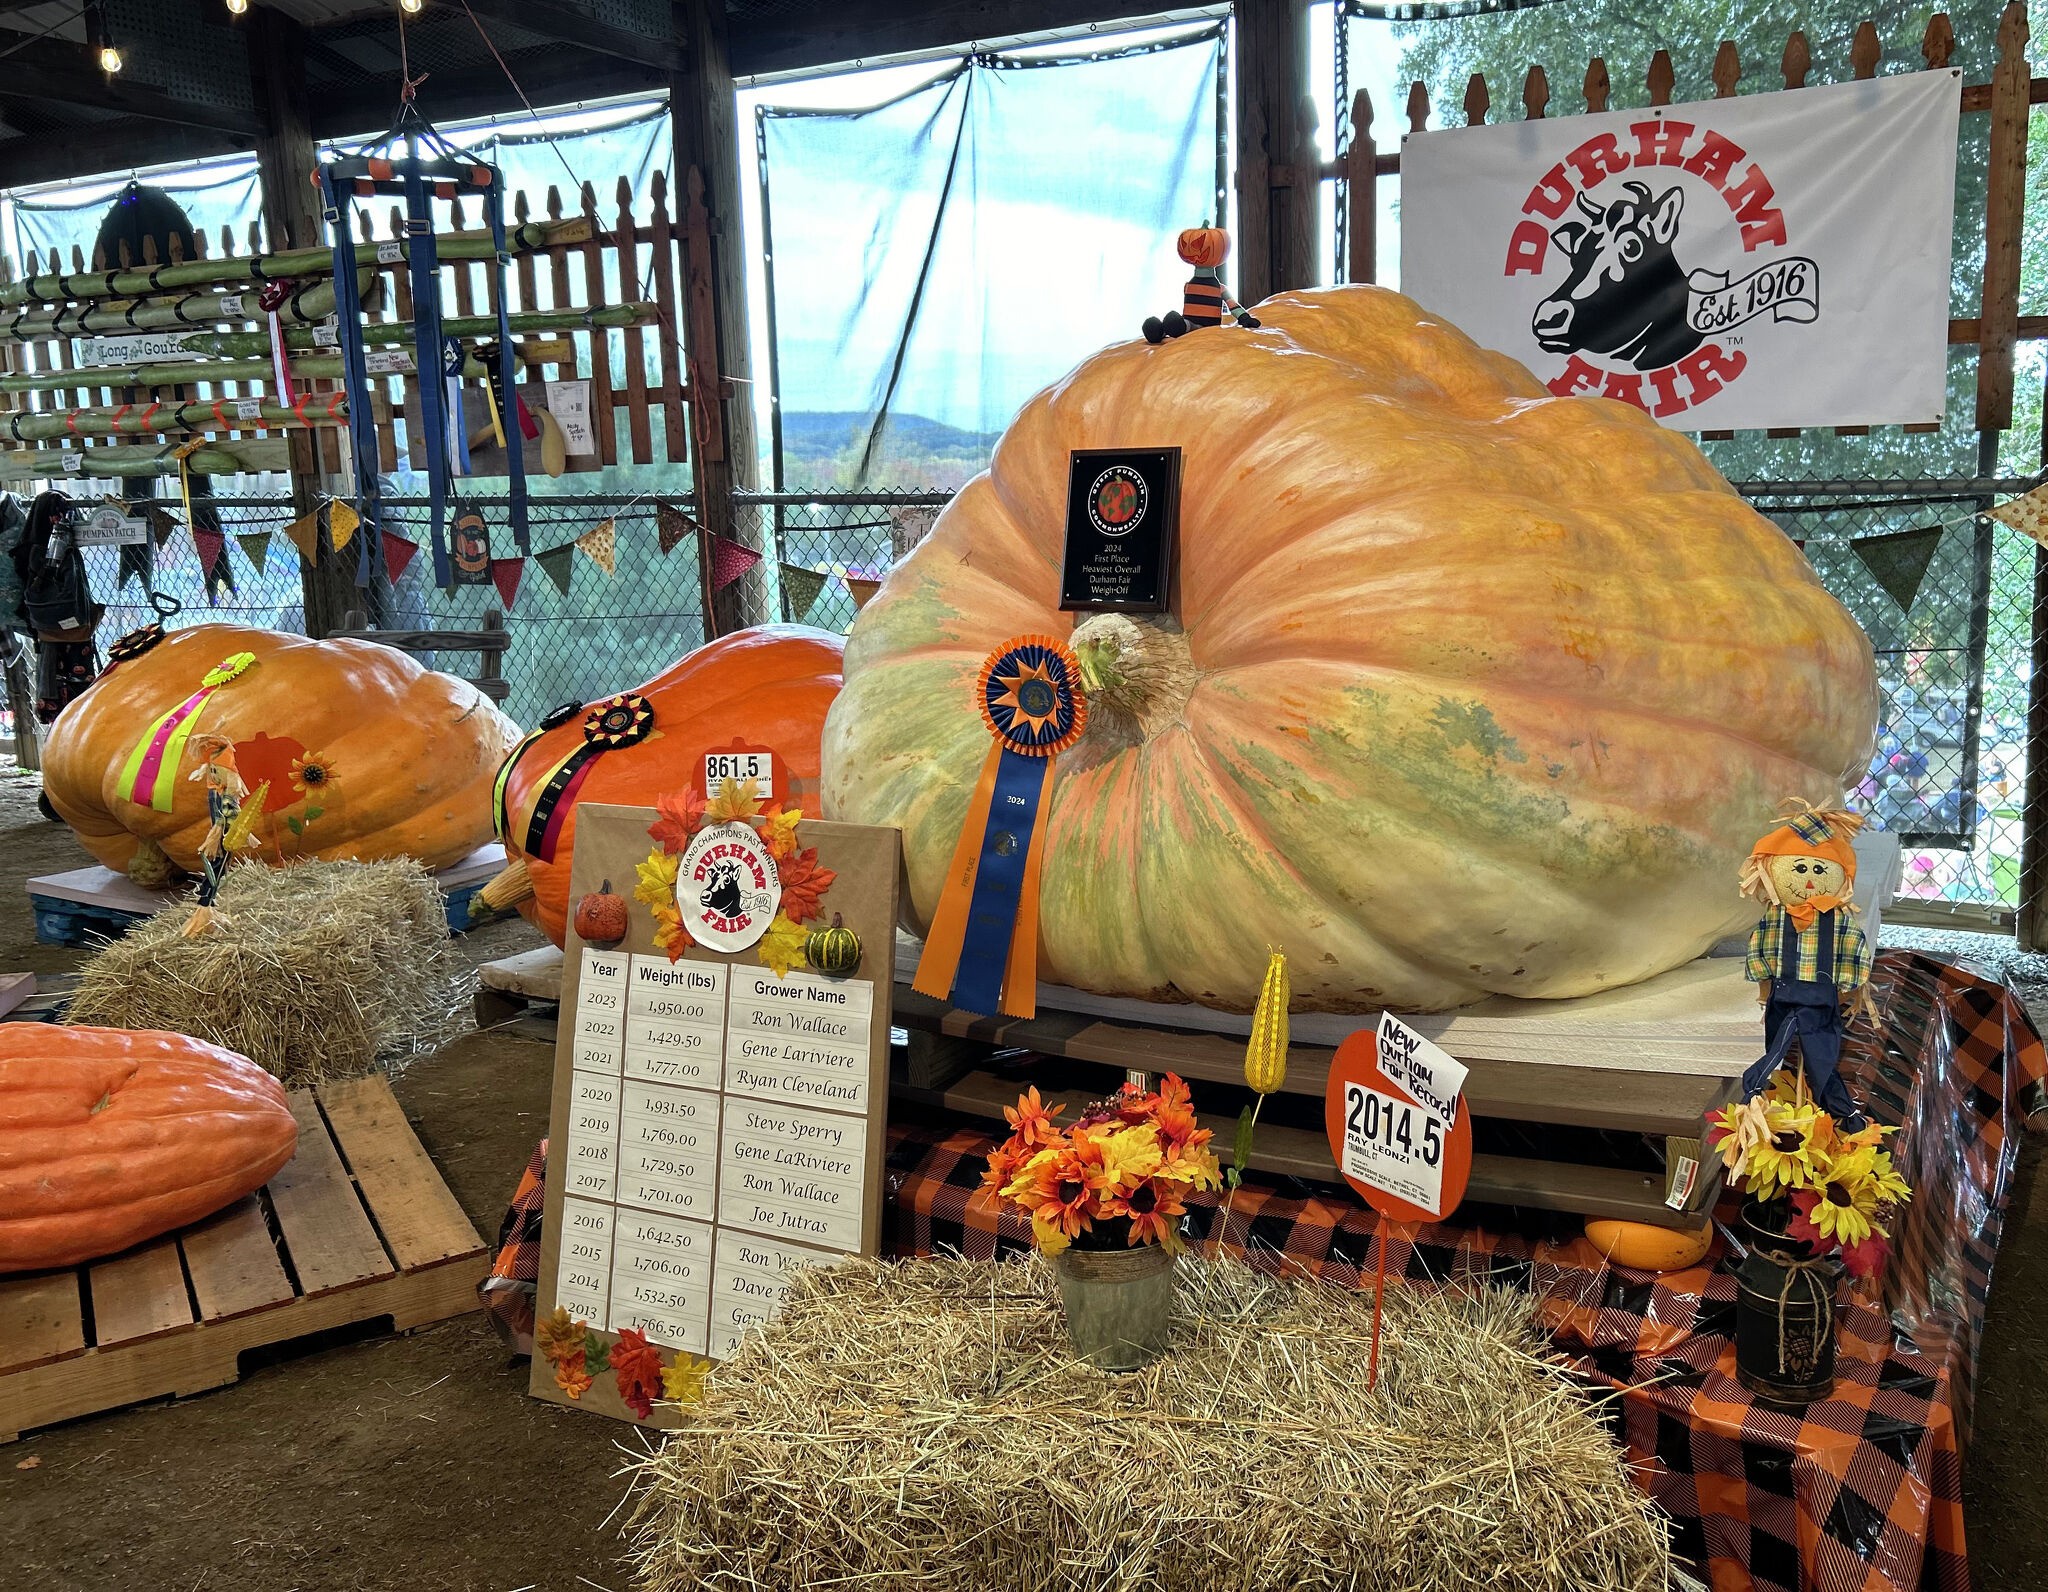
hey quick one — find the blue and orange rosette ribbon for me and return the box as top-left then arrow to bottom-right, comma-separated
913,635 -> 1087,1019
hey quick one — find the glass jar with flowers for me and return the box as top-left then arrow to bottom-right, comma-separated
980,1073 -> 1221,1369
1707,1068 -> 1911,1406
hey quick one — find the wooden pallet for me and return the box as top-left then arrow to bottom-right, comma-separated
890,985 -> 1740,1230
27,844 -> 509,948
0,1073 -> 484,1442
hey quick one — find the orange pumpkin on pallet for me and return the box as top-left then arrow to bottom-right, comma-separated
41,623 -> 521,882
484,625 -> 845,946
823,285 -> 1878,1012
0,1026 -> 299,1273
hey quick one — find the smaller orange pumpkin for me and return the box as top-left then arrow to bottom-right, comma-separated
575,880 -> 630,946
1177,226 -> 1230,268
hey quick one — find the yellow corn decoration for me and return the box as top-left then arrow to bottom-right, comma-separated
1243,949 -> 1289,1094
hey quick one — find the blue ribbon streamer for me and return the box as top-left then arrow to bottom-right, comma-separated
317,165 -> 382,589
486,171 -> 529,553
948,745 -> 1046,1016
402,159 -> 453,590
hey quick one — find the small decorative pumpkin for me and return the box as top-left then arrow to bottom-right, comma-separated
804,913 -> 861,976
575,879 -> 630,946
1584,1218 -> 1714,1274
1177,226 -> 1230,268
42,623 -> 520,878
0,1026 -> 300,1272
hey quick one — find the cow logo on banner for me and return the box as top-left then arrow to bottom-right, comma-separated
677,821 -> 781,953
1399,72 -> 1960,432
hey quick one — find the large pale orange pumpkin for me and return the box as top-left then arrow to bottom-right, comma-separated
495,625 -> 844,946
821,286 -> 1879,1013
43,623 -> 520,878
0,1026 -> 299,1272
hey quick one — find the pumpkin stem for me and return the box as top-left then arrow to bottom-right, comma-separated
600,879 -> 612,895
1069,613 -> 1199,748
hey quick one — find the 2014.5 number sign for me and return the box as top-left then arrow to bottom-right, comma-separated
1324,1013 -> 1474,1225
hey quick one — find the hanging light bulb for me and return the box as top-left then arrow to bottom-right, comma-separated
226,0 -> 248,13
86,3 -> 121,73
399,0 -> 423,12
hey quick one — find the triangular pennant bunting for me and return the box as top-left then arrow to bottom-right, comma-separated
536,543 -> 577,597
656,501 -> 695,556
1990,481 -> 2048,546
1851,526 -> 1943,614
326,499 -> 360,553
236,530 -> 271,575
192,523 -> 233,604
149,507 -> 176,549
779,562 -> 828,621
282,508 -> 320,561
707,531 -> 761,593
382,531 -> 420,585
843,572 -> 882,612
575,518 -> 617,576
888,504 -> 938,556
489,556 -> 525,611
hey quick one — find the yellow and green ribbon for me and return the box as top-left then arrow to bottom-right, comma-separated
114,651 -> 255,813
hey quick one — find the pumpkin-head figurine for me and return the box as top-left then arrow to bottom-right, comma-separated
1141,224 -> 1262,345
1736,800 -> 1874,1131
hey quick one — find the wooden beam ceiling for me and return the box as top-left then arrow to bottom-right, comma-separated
459,0 -> 688,75
0,32 -> 266,136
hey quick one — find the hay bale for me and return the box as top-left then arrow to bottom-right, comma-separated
626,1255 -> 1672,1592
65,859 -> 463,1084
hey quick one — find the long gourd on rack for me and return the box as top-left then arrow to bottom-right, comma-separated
0,441 -> 285,479
0,397 -> 352,441
0,217 -> 591,308
4,301 -> 660,356
0,341 -> 574,394
2,277 -> 364,337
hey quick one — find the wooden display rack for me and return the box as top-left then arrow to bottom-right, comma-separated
0,1074 -> 484,1443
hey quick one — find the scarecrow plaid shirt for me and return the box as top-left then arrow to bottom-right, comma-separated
1745,904 -> 1873,989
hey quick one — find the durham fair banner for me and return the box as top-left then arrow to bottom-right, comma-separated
1400,72 -> 1961,431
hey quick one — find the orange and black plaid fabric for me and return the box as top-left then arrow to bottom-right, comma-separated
881,950 -> 2044,1592
480,1138 -> 548,1355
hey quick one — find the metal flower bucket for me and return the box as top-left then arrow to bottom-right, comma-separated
1054,1241 -> 1176,1371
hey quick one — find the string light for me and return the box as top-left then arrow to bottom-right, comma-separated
226,0 -> 248,13
399,0 -> 423,13
85,4 -> 121,73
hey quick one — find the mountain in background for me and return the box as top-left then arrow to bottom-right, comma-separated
779,411 -> 1003,492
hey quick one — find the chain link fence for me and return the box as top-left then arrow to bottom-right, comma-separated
738,493 -> 949,635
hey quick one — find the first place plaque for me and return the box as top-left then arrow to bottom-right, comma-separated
1059,446 -> 1181,614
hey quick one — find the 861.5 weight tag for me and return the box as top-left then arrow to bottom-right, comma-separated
702,737 -> 777,803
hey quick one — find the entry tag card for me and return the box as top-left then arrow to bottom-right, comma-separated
545,379 -> 597,456
1058,446 -> 1181,614
529,803 -> 900,1429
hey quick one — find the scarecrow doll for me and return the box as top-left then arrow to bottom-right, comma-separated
183,733 -> 259,936
1738,801 -> 1874,1131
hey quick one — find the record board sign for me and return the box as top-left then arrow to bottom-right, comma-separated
1059,446 -> 1181,614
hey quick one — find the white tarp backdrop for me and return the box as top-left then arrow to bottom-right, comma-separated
1399,71 -> 1962,432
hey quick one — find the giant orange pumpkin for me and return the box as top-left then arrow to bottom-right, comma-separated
42,623 -> 520,879
494,625 -> 844,946
1,1026 -> 299,1272
821,286 -> 1878,1013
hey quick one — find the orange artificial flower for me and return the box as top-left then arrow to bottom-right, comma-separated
1003,1085 -> 1065,1150
1106,1175 -> 1189,1251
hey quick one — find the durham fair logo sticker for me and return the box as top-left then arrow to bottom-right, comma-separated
678,821 -> 781,953
1399,73 -> 1961,433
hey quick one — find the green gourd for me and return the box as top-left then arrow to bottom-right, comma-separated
804,913 -> 861,976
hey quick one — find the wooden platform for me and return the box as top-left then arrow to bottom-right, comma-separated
28,843 -> 508,946
477,942 -> 1748,1228
0,1073 -> 485,1442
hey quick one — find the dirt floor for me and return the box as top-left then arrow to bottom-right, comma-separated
0,757 -> 2044,1591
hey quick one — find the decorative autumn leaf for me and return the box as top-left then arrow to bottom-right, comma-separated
634,847 -> 680,911
758,803 -> 803,861
757,913 -> 809,979
612,1327 -> 665,1420
705,776 -> 762,827
775,847 -> 837,925
535,1306 -> 587,1367
661,1354 -> 711,1403
554,1351 -> 594,1400
648,786 -> 707,855
582,1334 -> 613,1378
653,905 -> 693,963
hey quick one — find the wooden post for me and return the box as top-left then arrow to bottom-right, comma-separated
250,9 -> 361,634
671,0 -> 764,633
1234,0 -> 1317,304
1345,89 -> 1375,286
1977,1 -> 2029,434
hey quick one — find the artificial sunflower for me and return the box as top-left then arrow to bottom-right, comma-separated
1791,1142 -> 1888,1249
1106,1176 -> 1189,1251
1739,1101 -> 1826,1194
289,751 -> 339,798
1086,1122 -> 1164,1203
1707,1097 -> 1773,1181
1004,1144 -> 1098,1245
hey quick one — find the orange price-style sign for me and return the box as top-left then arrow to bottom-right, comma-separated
1325,1013 -> 1476,1389
1324,1013 -> 1475,1224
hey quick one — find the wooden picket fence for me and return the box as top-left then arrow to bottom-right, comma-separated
0,169 -> 719,480
1330,3 -> 2035,442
